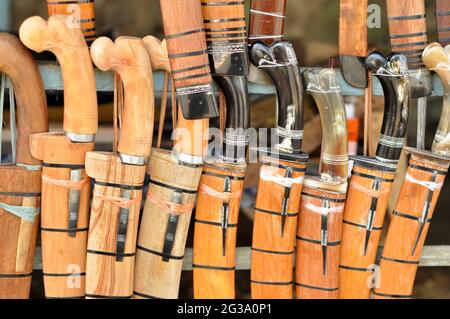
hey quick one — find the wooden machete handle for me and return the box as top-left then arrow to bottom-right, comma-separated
436,0 -> 450,47
0,33 -> 48,165
249,0 -> 287,45
339,0 -> 368,57
46,0 -> 96,45
386,0 -> 427,69
90,36 -> 153,158
19,15 -> 98,137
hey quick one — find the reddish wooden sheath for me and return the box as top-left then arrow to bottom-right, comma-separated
19,15 -> 98,298
0,33 -> 48,299
248,0 -> 286,45
436,0 -> 450,47
47,0 -> 96,45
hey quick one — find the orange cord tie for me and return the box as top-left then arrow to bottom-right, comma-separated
198,183 -> 242,203
42,174 -> 89,190
94,192 -> 142,210
350,181 -> 390,198
146,191 -> 194,215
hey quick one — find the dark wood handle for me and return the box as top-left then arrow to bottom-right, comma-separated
436,0 -> 450,47
0,33 -> 48,165
248,0 -> 287,45
159,0 -> 212,89
339,0 -> 368,57
47,0 -> 96,46
386,0 -> 427,69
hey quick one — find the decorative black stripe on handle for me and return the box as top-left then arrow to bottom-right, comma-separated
380,256 -> 420,265
438,27 -> 450,32
136,244 -> 184,260
149,179 -> 198,194
172,63 -> 211,74
389,32 -> 427,39
373,291 -> 413,298
173,72 -> 211,82
85,294 -> 133,299
392,210 -> 432,222
251,280 -> 293,286
202,170 -> 245,180
339,264 -> 371,272
300,192 -> 346,203
79,18 -> 95,23
47,0 -> 93,4
352,171 -> 394,183
0,191 -> 41,197
201,1 -> 245,6
192,264 -> 235,271
194,219 -> 238,228
251,247 -> 294,255
43,272 -> 86,277
388,14 -> 426,21
295,283 -> 338,292
166,28 -> 205,40
41,226 -> 89,233
87,249 -> 135,258
254,207 -> 298,217
46,296 -> 85,299
437,11 -> 450,16
168,49 -> 209,59
408,164 -> 448,175
205,26 -> 247,32
95,181 -> 143,190
203,17 -> 245,23
296,236 -> 341,247
395,48 -> 427,55
438,37 -> 450,43
0,272 -> 33,278
342,219 -> 383,231
43,163 -> 85,169
81,27 -> 95,33
264,162 -> 307,172
133,291 -> 162,299
391,41 -> 428,48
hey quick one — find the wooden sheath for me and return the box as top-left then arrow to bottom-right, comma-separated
339,0 -> 368,58
386,0 -> 427,69
251,156 -> 307,299
295,185 -> 346,299
374,152 -> 450,299
436,0 -> 450,47
19,15 -> 98,298
47,0 -> 96,45
248,0 -> 287,45
85,37 -> 153,298
0,33 -> 47,299
134,149 -> 203,299
193,163 -> 246,299
339,164 -> 396,299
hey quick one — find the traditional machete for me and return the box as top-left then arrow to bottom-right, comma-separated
19,15 -> 98,298
248,0 -> 309,299
0,33 -> 48,299
134,0 -> 218,299
193,0 -> 250,299
295,69 -> 348,299
84,36 -> 154,299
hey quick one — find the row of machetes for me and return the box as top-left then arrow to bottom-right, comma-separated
0,0 -> 449,300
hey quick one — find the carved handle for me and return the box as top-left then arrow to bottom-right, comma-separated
249,0 -> 287,45
386,0 -> 427,69
90,37 -> 153,159
436,0 -> 450,47
46,0 -> 96,45
0,33 -> 48,165
19,15 -> 98,137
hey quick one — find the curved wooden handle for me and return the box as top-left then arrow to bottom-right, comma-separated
0,33 -> 48,165
19,15 -> 98,136
339,0 -> 368,57
436,0 -> 450,47
47,0 -> 96,45
90,36 -> 153,158
386,0 -> 427,69
248,0 -> 287,45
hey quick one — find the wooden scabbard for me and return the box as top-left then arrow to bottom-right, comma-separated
386,0 -> 427,69
134,149 -> 202,299
339,164 -> 396,299
339,0 -> 368,58
374,152 -> 450,299
193,163 -> 246,299
436,0 -> 450,47
295,186 -> 346,299
251,156 -> 307,299
31,133 -> 93,298
248,0 -> 287,45
85,153 -> 145,299
47,0 -> 96,45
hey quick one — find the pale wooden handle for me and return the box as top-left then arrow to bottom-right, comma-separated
90,36 -> 154,158
143,36 -> 171,72
15,197 -> 38,273
0,33 -> 48,165
19,15 -> 98,136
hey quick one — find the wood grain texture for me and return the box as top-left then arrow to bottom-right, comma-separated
248,0 -> 287,45
251,156 -> 307,299
339,165 -> 396,299
386,0 -> 427,69
295,186 -> 346,299
374,152 -> 450,299
46,0 -> 96,45
193,163 -> 246,299
134,148 -> 203,299
159,0 -> 212,89
339,0 -> 368,56
436,0 -> 450,47
19,15 -> 98,136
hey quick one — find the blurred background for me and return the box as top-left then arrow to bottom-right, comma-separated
0,0 -> 449,298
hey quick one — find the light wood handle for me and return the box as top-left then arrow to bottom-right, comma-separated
143,36 -> 171,72
90,36 -> 153,158
386,0 -> 427,69
19,15 -> 98,136
436,0 -> 450,47
0,33 -> 48,165
339,0 -> 368,56
46,0 -> 96,45
249,0 -> 287,45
